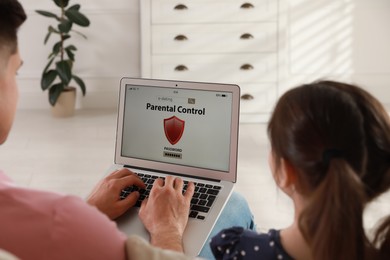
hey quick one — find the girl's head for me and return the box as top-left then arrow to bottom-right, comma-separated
267,80 -> 390,260
325,81 -> 390,200
268,82 -> 366,195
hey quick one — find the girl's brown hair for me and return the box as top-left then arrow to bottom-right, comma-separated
268,81 -> 390,260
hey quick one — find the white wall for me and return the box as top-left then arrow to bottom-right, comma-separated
16,0 -> 390,110
279,0 -> 390,107
17,0 -> 140,109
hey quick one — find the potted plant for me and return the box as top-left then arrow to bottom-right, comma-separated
36,0 -> 90,117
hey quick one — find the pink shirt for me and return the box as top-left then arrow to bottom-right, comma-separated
0,171 -> 127,260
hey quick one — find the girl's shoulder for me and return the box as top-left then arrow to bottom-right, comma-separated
210,227 -> 293,260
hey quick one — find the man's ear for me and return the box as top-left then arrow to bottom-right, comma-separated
278,158 -> 297,189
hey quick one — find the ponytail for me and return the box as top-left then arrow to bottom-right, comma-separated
298,159 -> 367,260
267,81 -> 390,259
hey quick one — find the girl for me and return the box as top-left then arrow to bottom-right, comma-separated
210,81 -> 390,260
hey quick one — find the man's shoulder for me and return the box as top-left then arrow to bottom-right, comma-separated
0,177 -> 126,259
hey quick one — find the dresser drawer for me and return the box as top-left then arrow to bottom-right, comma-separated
152,23 -> 277,54
151,54 -> 277,83
239,83 -> 277,114
151,0 -> 277,23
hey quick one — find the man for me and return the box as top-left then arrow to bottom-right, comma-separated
0,1 -> 195,259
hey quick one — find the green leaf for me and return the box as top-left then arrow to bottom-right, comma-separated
48,25 -> 60,34
48,52 -> 58,60
35,10 -> 59,20
53,0 -> 70,8
66,45 -> 77,51
71,29 -> 87,39
58,19 -> 72,33
64,45 -> 77,61
72,75 -> 86,96
68,4 -> 80,11
41,70 -> 58,90
44,31 -> 52,44
66,59 -> 74,70
49,83 -> 65,106
64,9 -> 90,27
62,35 -> 71,42
44,57 -> 55,73
56,60 -> 72,85
53,41 -> 62,54
65,48 -> 74,61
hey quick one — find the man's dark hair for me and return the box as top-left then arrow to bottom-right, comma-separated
0,0 -> 26,56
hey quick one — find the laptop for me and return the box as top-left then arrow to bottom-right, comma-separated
111,77 -> 240,256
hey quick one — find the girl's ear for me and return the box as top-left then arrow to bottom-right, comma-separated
279,158 -> 297,189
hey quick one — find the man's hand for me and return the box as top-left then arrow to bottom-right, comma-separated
87,168 -> 145,220
139,176 -> 195,252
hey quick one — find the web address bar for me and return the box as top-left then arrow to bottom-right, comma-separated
156,96 -> 190,104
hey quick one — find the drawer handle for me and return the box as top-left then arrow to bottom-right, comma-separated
240,64 -> 254,70
241,94 -> 254,100
174,4 -> 188,10
174,35 -> 188,41
174,65 -> 188,71
240,33 -> 254,40
240,3 -> 255,9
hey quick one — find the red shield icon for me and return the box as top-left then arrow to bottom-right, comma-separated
164,116 -> 185,145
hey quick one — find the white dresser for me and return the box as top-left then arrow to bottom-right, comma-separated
140,0 -> 280,123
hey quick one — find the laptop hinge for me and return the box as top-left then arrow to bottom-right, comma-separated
123,165 -> 221,183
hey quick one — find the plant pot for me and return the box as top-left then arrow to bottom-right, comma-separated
51,86 -> 76,117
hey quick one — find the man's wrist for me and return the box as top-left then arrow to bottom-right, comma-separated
150,231 -> 184,252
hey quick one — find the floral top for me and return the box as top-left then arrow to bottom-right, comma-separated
210,227 -> 294,260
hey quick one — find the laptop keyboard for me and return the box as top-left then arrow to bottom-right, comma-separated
120,172 -> 221,220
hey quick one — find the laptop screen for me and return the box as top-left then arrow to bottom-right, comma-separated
115,78 -> 239,182
121,84 -> 233,172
